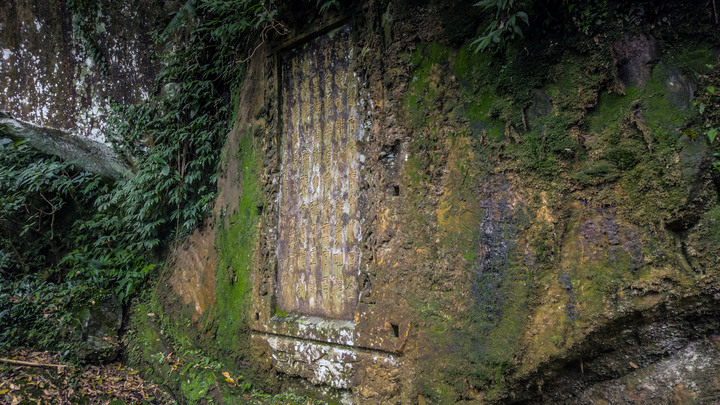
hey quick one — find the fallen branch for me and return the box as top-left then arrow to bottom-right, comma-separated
0,358 -> 67,369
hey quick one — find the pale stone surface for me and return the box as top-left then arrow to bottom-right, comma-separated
1,110 -> 127,177
0,0 -> 169,143
277,25 -> 362,320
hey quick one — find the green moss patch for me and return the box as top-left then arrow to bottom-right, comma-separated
404,42 -> 452,128
510,112 -> 579,177
672,46 -> 718,75
212,129 -> 262,360
127,300 -> 231,404
125,128 -> 280,403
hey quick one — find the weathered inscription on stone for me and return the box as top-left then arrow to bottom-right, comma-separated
277,26 -> 361,320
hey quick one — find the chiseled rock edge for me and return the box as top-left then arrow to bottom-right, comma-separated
0,110 -> 128,178
260,314 -> 355,346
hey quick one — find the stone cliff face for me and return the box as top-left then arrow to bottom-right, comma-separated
152,2 -> 720,402
157,0 -> 720,403
7,0 -> 719,403
0,1 -> 179,176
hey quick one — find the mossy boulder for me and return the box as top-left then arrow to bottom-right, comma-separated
68,291 -> 122,363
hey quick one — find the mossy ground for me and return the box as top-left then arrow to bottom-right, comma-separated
126,298 -> 321,404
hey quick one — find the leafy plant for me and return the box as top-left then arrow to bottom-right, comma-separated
697,86 -> 716,115
0,140 -> 102,277
0,276 -> 86,352
471,0 -> 530,53
694,86 -> 720,143
707,127 -> 718,143
66,0 -> 108,76
691,83 -> 720,173
317,0 -> 340,14
0,0 -> 282,353
566,0 -> 610,34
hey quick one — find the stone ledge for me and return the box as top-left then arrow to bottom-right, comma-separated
252,314 -> 355,346
0,111 -> 128,178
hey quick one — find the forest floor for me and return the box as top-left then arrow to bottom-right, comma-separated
0,348 -> 321,404
0,348 -> 174,404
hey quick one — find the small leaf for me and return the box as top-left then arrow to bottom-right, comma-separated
516,11 -> 529,25
475,0 -> 495,9
706,128 -> 718,143
683,129 -> 697,139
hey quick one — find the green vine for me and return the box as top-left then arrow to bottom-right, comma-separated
66,0 -> 109,77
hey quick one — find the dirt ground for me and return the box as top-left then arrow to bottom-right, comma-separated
0,349 -> 174,405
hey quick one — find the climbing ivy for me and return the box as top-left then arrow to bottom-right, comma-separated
104,0 -> 280,248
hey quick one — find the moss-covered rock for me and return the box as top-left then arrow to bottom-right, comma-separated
68,291 -> 122,363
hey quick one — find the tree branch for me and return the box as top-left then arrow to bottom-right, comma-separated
0,358 -> 67,369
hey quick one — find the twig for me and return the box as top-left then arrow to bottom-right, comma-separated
239,20 -> 287,64
0,358 -> 67,369
713,0 -> 718,24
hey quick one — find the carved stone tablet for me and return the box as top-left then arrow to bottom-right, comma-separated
276,26 -> 360,320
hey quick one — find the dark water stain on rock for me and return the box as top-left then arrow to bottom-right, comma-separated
471,176 -> 523,327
